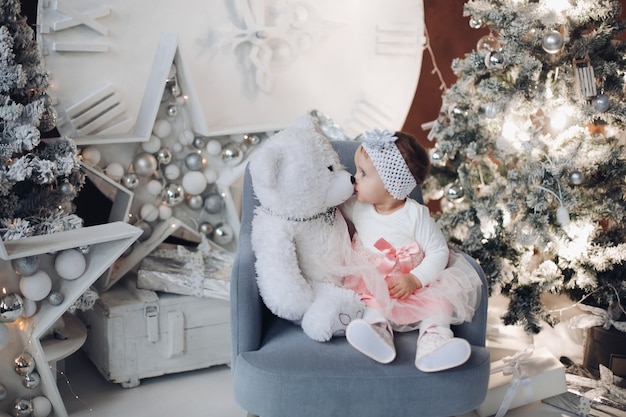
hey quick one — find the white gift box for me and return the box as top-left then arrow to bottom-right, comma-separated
476,346 -> 568,417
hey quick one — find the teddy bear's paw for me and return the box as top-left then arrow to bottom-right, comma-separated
301,285 -> 365,342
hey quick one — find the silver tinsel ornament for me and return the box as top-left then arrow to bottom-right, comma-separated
12,256 -> 40,276
203,193 -> 225,214
0,293 -> 24,323
47,290 -> 65,306
542,30 -> 564,54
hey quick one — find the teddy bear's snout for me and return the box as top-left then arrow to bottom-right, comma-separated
350,175 -> 355,184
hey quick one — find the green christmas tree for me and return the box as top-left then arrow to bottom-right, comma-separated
424,0 -> 626,333
0,0 -> 83,240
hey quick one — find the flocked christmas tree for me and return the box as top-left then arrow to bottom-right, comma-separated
424,0 -> 626,333
0,0 -> 83,240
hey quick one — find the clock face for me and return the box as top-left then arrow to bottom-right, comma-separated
37,0 -> 424,139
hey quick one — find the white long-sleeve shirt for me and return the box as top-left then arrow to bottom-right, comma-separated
341,196 -> 449,286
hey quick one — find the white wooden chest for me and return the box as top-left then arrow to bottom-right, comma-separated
79,276 -> 231,387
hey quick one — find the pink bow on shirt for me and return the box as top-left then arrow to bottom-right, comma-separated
374,238 -> 420,276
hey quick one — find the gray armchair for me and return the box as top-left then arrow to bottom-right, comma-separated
230,140 -> 491,417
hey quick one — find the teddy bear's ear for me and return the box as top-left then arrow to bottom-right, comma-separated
249,144 -> 282,189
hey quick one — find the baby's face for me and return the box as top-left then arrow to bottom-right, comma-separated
353,146 -> 391,205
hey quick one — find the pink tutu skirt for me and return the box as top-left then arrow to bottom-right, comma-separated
343,235 -> 482,331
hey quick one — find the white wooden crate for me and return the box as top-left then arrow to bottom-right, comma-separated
79,275 -> 230,388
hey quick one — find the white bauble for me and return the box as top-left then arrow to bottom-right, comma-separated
206,139 -> 222,156
179,130 -> 194,146
55,249 -> 87,280
203,168 -> 218,184
182,172 -> 208,195
21,298 -> 37,317
81,147 -> 101,165
164,164 -> 180,180
140,204 -> 159,222
20,271 -> 52,301
0,322 -> 8,350
105,162 -> 125,181
158,205 -> 173,220
31,396 -> 52,417
153,119 -> 172,138
146,179 -> 163,196
141,135 -> 162,153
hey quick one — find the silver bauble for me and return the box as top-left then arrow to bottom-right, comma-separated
199,222 -> 215,237
469,16 -> 483,29
122,173 -> 140,189
445,183 -> 465,202
14,353 -> 35,376
22,371 -> 41,389
39,106 -> 57,132
593,94 -> 610,112
157,148 -> 173,165
485,51 -> 505,69
0,383 -> 6,401
0,293 -> 24,323
483,102 -> 500,118
213,223 -> 234,246
163,183 -> 185,206
220,143 -> 244,165
47,291 -> 65,306
79,245 -> 91,255
133,152 -> 158,176
192,137 -> 205,149
203,193 -> 225,214
429,148 -> 446,168
59,181 -> 75,196
167,105 -> 178,118
243,133 -> 262,146
542,30 -> 564,54
568,170 -> 584,186
12,398 -> 33,417
186,194 -> 204,210
136,222 -> 153,242
12,256 -> 40,276
184,152 -> 204,171
476,35 -> 500,53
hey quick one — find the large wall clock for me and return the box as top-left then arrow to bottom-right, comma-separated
36,0 -> 425,140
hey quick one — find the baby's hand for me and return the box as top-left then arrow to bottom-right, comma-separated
388,273 -> 422,299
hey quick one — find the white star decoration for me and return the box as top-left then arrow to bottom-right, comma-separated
0,222 -> 141,417
75,33 -> 259,290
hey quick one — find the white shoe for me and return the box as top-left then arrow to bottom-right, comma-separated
415,332 -> 471,372
346,319 -> 396,364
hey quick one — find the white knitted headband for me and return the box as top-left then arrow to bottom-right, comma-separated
360,128 -> 417,200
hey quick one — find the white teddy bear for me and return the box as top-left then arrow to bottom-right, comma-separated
249,115 -> 365,342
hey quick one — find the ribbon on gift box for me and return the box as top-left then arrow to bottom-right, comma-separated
492,346 -> 535,417
566,364 -> 626,416
569,304 -> 626,332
